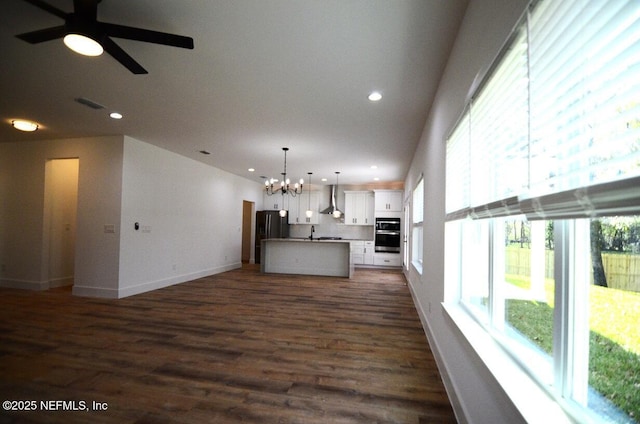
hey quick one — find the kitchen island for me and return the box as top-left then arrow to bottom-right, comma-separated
261,238 -> 353,278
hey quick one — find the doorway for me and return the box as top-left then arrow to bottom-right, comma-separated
43,158 -> 79,288
241,200 -> 255,264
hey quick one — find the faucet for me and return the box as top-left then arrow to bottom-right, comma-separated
309,225 -> 315,240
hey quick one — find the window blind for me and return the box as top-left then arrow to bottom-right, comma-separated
469,26 -> 529,208
445,112 -> 470,214
413,178 -> 424,224
445,0 -> 640,222
529,0 -> 640,197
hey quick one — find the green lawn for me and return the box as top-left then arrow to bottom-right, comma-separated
505,276 -> 640,422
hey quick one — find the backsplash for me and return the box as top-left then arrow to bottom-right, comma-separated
288,213 -> 375,241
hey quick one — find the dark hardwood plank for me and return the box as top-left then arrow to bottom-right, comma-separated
0,265 -> 455,423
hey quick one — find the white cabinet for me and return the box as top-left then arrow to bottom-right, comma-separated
288,191 -> 319,224
374,253 -> 402,267
344,191 -> 374,225
351,240 -> 375,265
264,192 -> 283,210
364,241 -> 375,265
351,241 -> 364,265
374,190 -> 403,212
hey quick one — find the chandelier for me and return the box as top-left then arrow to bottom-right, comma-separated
265,147 -> 304,217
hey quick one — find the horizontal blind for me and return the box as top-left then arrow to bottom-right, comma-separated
413,178 -> 424,224
469,26 -> 529,208
445,112 -> 470,214
445,0 -> 640,223
529,0 -> 640,197
520,175 -> 640,220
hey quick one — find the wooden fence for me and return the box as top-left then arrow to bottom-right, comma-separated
505,246 -> 640,293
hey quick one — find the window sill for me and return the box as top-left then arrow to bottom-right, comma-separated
442,302 -> 576,424
411,260 -> 423,275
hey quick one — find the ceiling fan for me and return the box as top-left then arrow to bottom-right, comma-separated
15,0 -> 194,74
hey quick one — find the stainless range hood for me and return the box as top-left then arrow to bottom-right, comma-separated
321,172 -> 343,217
320,185 -> 343,216
320,185 -> 342,215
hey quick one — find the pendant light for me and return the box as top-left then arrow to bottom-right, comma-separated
265,147 -> 304,196
265,147 -> 304,218
332,172 -> 342,218
305,172 -> 313,218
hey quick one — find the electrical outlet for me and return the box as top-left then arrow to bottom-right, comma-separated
104,224 -> 115,234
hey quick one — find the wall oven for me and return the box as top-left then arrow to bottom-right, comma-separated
375,218 -> 401,253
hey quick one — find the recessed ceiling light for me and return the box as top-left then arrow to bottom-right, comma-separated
321,178 -> 328,182
368,91 -> 382,102
11,119 -> 39,132
109,112 -> 123,119
248,168 -> 255,172
63,34 -> 104,56
374,177 -> 380,181
370,165 -> 378,169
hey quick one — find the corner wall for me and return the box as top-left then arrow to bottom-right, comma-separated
404,0 -> 529,422
0,136 -> 124,293
0,135 -> 264,298
117,136 -> 263,298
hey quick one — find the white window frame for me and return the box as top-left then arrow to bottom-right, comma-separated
412,177 -> 424,274
444,0 -> 640,421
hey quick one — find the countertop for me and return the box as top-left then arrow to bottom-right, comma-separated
265,238 -> 370,243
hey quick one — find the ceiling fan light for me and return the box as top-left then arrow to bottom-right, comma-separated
64,33 -> 103,56
11,119 -> 39,132
368,91 -> 382,102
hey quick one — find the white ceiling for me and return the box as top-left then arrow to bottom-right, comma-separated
0,0 -> 468,186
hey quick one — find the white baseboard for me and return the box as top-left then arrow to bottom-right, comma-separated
0,278 -> 49,290
72,285 -> 119,299
49,276 -> 74,288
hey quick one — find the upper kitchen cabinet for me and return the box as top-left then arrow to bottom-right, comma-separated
344,191 -> 374,225
264,192 -> 283,211
374,190 -> 403,213
288,191 -> 319,225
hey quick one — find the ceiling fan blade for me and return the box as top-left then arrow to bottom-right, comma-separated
16,25 -> 67,44
102,23 -> 194,49
101,36 -> 148,74
73,0 -> 98,21
20,0 -> 67,19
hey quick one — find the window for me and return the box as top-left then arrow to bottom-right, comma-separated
412,177 -> 424,274
445,0 -> 640,422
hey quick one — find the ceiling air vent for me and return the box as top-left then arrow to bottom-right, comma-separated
74,97 -> 105,110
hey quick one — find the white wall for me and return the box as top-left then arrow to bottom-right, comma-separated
117,136 -> 263,297
0,135 -> 264,298
0,136 -> 124,291
404,0 -> 529,423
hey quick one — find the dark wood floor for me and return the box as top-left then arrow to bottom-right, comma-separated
0,265 -> 455,424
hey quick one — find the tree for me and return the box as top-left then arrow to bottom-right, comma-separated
546,221 -> 554,250
590,219 -> 608,287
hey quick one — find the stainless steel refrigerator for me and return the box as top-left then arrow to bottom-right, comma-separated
255,210 -> 290,264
